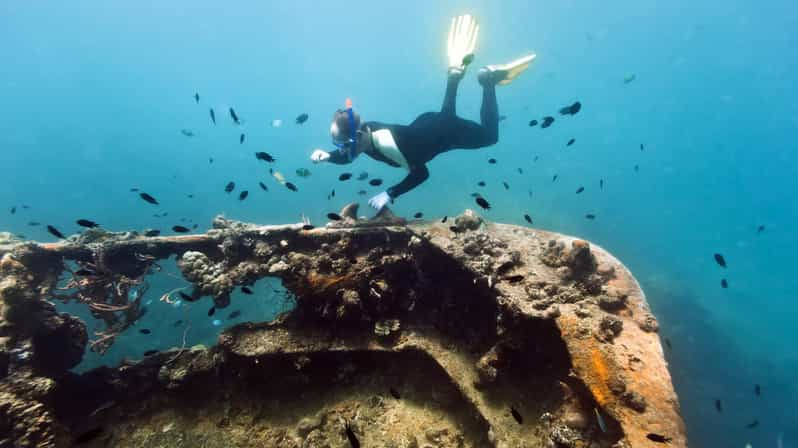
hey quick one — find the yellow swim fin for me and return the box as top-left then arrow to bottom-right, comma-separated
447,14 -> 479,70
481,54 -> 537,86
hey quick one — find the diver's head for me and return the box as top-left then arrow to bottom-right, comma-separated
330,99 -> 362,159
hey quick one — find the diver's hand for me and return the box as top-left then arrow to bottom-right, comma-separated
368,191 -> 392,210
310,149 -> 330,163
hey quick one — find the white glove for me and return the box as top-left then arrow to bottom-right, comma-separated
310,149 -> 330,163
368,191 -> 392,210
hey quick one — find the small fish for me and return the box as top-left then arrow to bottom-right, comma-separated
756,225 -> 765,234
475,197 -> 491,210
470,192 -> 482,198
634,164 -> 639,172
357,172 -> 369,180
441,216 -> 448,223
172,225 -> 190,233
75,269 -> 96,276
194,93 -> 199,103
73,427 -> 105,445
533,155 -> 539,162
295,168 -> 311,178
623,73 -> 636,84
528,119 -> 538,127
238,191 -> 249,201
139,193 -> 159,205
567,138 -> 575,146
178,292 -> 195,301
646,433 -> 671,443
585,214 -> 596,220
720,279 -> 728,289
192,224 -> 198,229
389,387 -> 401,399
130,188 -> 140,192
255,151 -> 276,162
144,229 -> 161,237
600,179 -> 604,190
517,167 -> 523,174
640,143 -> 645,151
173,320 -> 184,327
462,53 -> 475,66
413,212 -> 423,219
449,225 -> 460,233
478,181 -> 486,187
502,181 -> 509,190
339,173 -> 353,181
180,129 -> 194,137
229,107 -> 240,124
510,406 -> 523,424
139,329 -> 151,335
212,319 -> 222,326
21,204 -> 29,209
239,133 -> 245,144
47,225 -> 65,239
524,214 -> 532,224
285,182 -> 298,192
715,399 -> 723,412
541,116 -> 554,128
357,190 -> 367,195
576,187 -> 584,194
559,101 -> 582,116
225,182 -> 235,193
344,421 -> 360,448
499,115 -> 507,122
27,221 -> 41,226
327,213 -> 342,221
754,384 -> 761,396
144,349 -> 158,357
552,175 -> 558,182
76,219 -> 99,228
295,113 -> 309,124
187,194 -> 194,198
302,224 -> 315,230
595,408 -> 607,433
209,157 -> 214,164
331,189 -> 335,197
664,338 -> 672,349
713,253 -> 727,268
259,182 -> 269,191
504,275 -> 524,284
369,178 -> 383,186
746,419 -> 759,429
207,306 -> 216,317
488,158 -> 497,164
209,108 -> 216,124
241,286 -> 253,295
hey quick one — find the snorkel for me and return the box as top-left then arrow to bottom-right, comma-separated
331,98 -> 358,161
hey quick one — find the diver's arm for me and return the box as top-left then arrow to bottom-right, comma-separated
386,164 -> 429,199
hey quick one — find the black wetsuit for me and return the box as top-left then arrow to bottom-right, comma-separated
327,76 -> 498,199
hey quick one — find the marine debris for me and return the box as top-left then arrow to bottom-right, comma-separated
0,209 -> 687,447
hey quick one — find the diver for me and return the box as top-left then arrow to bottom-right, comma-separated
310,14 -> 536,211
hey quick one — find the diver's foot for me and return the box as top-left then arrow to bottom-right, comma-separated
478,54 -> 537,87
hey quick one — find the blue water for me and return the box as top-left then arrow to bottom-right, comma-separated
1,2 -> 796,446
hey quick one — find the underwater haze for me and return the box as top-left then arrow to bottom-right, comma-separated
2,1 -> 797,446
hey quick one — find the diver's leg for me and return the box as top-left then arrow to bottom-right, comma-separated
441,69 -> 464,116
440,83 -> 499,150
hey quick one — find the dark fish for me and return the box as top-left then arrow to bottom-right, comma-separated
241,286 -> 253,295
173,319 -> 184,327
488,158 -> 497,164
503,181 -> 509,190
528,119 -> 538,127
576,187 -> 584,194
172,225 -> 190,233
295,113 -> 309,124
646,433 -> 672,443
449,225 -> 460,233
339,173 -> 352,181
47,225 -> 65,239
524,214 -> 532,224
369,178 -> 383,186
255,152 -> 276,162
640,143 -> 645,151
634,164 -> 639,172
27,221 -> 41,226
144,229 -> 161,237
192,224 -> 198,229
21,204 -> 30,209
259,182 -> 269,191
664,338 -> 672,349
504,275 -> 524,284
552,175 -> 558,182
720,279 -> 728,289
76,219 -> 99,228
285,182 -> 298,191
144,349 -> 158,357
533,155 -> 539,162
746,420 -> 759,429
541,116 -> 554,128
389,388 -> 401,399
209,108 -> 216,124
357,190 -> 367,195
600,179 -> 604,190
331,189 -> 335,197
75,269 -> 96,276
441,216 -> 448,223
585,214 -> 596,220
239,133 -> 245,144
229,107 -> 240,124
139,193 -> 159,205
344,421 -> 360,448
756,225 -> 765,234
357,172 -> 369,180
302,224 -> 315,230
327,213 -> 342,221
559,101 -> 582,115
228,310 -> 241,319
510,406 -> 523,424
713,253 -> 727,268
139,329 -> 151,335
239,190 -> 249,201
209,157 -> 214,164
178,292 -> 196,302
225,182 -> 235,193
470,192 -> 481,198
130,188 -> 140,192
180,129 -> 194,137
755,384 -> 761,396
478,181 -> 486,187
517,167 -> 523,174
187,194 -> 194,198
499,115 -> 507,121
567,138 -> 575,146
10,206 -> 16,214
413,212 -> 423,219
207,306 -> 216,317
475,197 -> 491,210
715,399 -> 722,412
194,93 -> 199,103
73,426 -> 105,445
